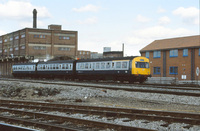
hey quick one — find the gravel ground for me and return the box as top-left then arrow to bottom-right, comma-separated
1,80 -> 200,130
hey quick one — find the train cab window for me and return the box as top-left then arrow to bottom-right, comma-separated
135,62 -> 149,68
122,62 -> 128,68
116,62 -> 121,69
101,63 -> 105,69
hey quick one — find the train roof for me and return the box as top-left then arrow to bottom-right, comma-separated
38,60 -> 75,64
77,56 -> 139,62
12,63 -> 36,66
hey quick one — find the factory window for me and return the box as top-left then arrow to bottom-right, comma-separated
170,49 -> 178,57
21,34 -> 25,38
169,66 -> 178,75
34,35 -> 46,38
153,51 -> 161,58
58,47 -> 70,51
15,36 -> 19,39
33,46 -> 46,50
145,52 -> 149,58
183,49 -> 188,57
153,67 -> 160,75
59,36 -> 70,40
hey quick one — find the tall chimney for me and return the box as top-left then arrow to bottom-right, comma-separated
122,43 -> 124,57
33,9 -> 37,28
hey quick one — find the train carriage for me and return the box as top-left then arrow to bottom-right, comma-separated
76,56 -> 150,83
36,60 -> 75,79
12,63 -> 37,78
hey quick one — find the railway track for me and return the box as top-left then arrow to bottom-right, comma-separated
0,99 -> 200,130
2,78 -> 200,97
0,99 -> 154,131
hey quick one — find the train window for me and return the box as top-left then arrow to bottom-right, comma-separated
59,64 -> 62,69
62,64 -> 66,69
56,64 -> 59,69
70,64 -> 72,69
96,63 -> 100,69
85,63 -> 89,69
89,63 -> 92,69
53,64 -> 55,69
116,62 -> 121,69
122,62 -> 128,68
101,63 -> 105,69
106,62 -> 111,69
43,65 -> 45,70
112,62 -> 115,68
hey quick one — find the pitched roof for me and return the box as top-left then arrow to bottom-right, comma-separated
140,35 -> 200,52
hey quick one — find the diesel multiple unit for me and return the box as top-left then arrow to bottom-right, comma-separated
12,56 -> 151,83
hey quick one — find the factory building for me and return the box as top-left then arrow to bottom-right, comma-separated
140,35 -> 200,81
0,25 -> 78,60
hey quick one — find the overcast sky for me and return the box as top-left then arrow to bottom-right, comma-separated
0,0 -> 199,56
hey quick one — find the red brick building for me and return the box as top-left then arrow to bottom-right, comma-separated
140,35 -> 200,81
0,25 -> 78,60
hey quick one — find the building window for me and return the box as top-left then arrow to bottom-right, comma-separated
183,49 -> 188,57
33,46 -> 46,50
170,49 -> 178,57
153,67 -> 161,74
59,36 -> 70,40
145,52 -> 149,58
79,52 -> 82,55
0,40 -> 2,43
153,51 -> 161,58
15,36 -> 19,39
169,66 -> 178,75
34,35 -> 46,38
58,47 -> 70,51
10,37 -> 13,41
4,39 -> 7,42
21,34 -> 25,38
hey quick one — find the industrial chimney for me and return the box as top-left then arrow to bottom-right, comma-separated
33,9 -> 37,28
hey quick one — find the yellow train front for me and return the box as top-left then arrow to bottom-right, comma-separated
130,56 -> 151,83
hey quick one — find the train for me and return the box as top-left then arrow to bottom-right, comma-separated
12,56 -> 151,83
